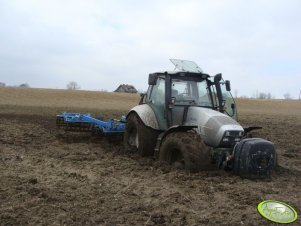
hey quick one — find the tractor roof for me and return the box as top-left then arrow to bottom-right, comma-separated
150,59 -> 210,79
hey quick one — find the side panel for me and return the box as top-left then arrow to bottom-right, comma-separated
127,104 -> 160,130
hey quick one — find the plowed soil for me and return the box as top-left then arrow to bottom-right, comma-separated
0,88 -> 300,225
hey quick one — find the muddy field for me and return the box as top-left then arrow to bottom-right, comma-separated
0,87 -> 300,225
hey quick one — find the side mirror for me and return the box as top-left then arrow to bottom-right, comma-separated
148,73 -> 157,85
214,73 -> 222,82
225,80 -> 231,91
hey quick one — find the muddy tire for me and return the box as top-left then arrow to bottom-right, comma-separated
124,113 -> 158,156
159,131 -> 211,172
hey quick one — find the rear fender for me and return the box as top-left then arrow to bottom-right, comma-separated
127,104 -> 159,130
154,125 -> 197,157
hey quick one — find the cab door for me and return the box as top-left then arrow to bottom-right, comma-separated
146,77 -> 168,130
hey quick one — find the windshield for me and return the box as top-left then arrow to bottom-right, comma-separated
171,78 -> 213,107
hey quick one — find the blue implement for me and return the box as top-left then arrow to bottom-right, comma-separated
56,112 -> 126,135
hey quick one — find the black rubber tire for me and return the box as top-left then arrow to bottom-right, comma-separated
123,113 -> 159,156
159,131 -> 211,172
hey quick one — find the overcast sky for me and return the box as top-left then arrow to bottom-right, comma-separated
0,0 -> 300,98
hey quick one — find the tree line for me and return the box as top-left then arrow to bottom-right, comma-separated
234,90 -> 297,100
0,82 -> 30,88
0,81 -> 299,100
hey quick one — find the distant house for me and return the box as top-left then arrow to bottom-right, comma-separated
114,84 -> 138,93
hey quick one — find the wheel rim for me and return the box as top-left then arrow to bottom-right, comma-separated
134,132 -> 139,148
171,149 -> 185,169
129,129 -> 139,148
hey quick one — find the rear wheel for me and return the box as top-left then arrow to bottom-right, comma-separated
159,131 -> 211,172
124,113 -> 158,156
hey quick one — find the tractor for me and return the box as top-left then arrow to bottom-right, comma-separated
124,59 -> 276,178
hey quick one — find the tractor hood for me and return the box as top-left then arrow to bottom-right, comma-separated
185,107 -> 244,147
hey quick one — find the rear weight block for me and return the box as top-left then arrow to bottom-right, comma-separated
233,138 -> 276,179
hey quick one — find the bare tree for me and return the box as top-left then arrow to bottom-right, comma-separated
257,92 -> 273,99
19,83 -> 30,88
66,81 -> 80,90
283,93 -> 292,100
258,92 -> 267,99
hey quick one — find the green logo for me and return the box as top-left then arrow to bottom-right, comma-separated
258,200 -> 298,224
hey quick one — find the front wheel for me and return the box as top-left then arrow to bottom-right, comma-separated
123,113 -> 158,156
159,131 -> 212,172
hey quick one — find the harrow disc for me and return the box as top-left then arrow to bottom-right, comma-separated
56,115 -> 94,132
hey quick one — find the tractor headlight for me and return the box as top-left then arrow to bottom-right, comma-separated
220,130 -> 244,147
222,137 -> 229,142
234,137 -> 241,142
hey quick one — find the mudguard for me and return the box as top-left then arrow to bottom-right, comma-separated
127,104 -> 159,130
233,138 -> 276,179
154,125 -> 197,158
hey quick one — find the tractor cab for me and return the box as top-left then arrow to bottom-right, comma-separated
141,59 -> 237,130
